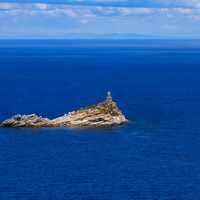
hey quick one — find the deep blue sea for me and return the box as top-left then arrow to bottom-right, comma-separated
0,40 -> 200,200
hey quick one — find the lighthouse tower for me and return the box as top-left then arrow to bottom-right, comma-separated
106,91 -> 112,101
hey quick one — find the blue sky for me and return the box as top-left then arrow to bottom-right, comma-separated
1,0 -> 200,38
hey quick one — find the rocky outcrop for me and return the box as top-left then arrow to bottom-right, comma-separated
0,93 -> 128,128
0,114 -> 50,128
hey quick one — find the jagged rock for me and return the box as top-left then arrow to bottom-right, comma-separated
50,93 -> 128,128
0,92 -> 128,128
0,114 -> 50,128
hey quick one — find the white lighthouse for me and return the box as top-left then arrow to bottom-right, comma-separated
106,91 -> 112,101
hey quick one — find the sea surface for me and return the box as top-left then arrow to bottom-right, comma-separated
0,39 -> 200,200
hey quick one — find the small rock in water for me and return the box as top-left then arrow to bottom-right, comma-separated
0,114 -> 50,128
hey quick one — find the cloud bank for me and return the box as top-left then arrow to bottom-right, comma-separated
0,1 -> 200,38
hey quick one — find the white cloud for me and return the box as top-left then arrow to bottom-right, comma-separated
0,2 -> 200,20
34,3 -> 49,10
118,8 -> 154,15
0,2 -> 16,10
61,7 -> 78,17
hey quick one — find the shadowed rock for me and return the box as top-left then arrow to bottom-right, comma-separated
0,93 -> 128,128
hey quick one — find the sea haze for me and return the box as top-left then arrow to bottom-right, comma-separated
0,39 -> 200,200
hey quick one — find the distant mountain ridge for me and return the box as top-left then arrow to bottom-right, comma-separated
0,33 -> 199,39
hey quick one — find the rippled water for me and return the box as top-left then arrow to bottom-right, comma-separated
0,40 -> 200,200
